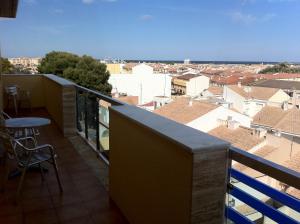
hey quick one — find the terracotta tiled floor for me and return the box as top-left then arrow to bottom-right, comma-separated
0,109 -> 128,224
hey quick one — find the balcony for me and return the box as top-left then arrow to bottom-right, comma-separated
0,74 -> 300,224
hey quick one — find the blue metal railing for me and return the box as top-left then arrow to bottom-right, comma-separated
227,147 -> 300,224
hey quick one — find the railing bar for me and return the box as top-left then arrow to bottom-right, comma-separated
84,93 -> 88,139
99,121 -> 109,129
230,147 -> 300,189
230,168 -> 300,212
229,185 -> 300,224
95,97 -> 100,151
75,85 -> 124,106
225,206 -> 254,224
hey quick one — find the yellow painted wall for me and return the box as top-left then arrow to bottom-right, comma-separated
43,77 -> 64,132
109,107 -> 193,224
2,74 -> 45,108
0,79 -> 3,110
2,74 -> 76,136
173,78 -> 187,87
106,64 -> 122,74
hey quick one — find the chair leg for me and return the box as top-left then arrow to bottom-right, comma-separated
39,164 -> 45,182
52,157 -> 63,193
13,96 -> 18,115
15,166 -> 27,203
15,152 -> 32,203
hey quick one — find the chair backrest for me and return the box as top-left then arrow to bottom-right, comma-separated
5,86 -> 18,95
0,111 -> 11,127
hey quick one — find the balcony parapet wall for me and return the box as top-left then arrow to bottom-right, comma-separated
109,104 -> 230,224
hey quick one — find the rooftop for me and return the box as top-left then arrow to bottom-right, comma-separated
228,85 -> 279,100
253,106 -> 300,135
209,125 -> 265,151
207,86 -> 223,95
154,97 -> 218,124
252,79 -> 300,91
175,73 -> 200,81
113,96 -> 139,106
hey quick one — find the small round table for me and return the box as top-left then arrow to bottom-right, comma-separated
5,117 -> 51,129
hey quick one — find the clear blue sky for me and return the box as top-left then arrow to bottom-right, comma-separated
1,0 -> 300,61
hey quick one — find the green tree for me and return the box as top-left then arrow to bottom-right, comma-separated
0,57 -> 14,74
259,62 -> 300,74
38,51 -> 112,95
38,51 -> 80,76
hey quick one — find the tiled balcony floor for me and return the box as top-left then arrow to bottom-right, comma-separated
0,109 -> 128,224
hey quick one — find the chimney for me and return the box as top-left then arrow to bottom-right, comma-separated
227,120 -> 240,130
189,99 -> 193,107
244,86 -> 252,93
253,128 -> 267,138
238,81 -> 242,88
282,101 -> 288,111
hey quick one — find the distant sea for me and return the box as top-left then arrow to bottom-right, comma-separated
125,60 -> 300,65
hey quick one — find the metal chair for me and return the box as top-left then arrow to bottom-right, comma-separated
5,86 -> 32,115
0,129 -> 63,202
1,110 -> 40,142
5,86 -> 19,115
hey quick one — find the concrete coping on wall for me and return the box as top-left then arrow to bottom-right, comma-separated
43,74 -> 75,87
110,104 -> 231,154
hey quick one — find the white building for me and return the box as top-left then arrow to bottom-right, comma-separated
223,85 -> 290,117
109,64 -> 172,105
184,59 -> 191,64
8,57 -> 41,74
172,73 -> 210,96
154,97 -> 251,133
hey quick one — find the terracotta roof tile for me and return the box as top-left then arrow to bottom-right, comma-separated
176,73 -> 200,81
228,85 -> 279,100
234,145 -> 277,173
254,106 -> 300,135
117,96 -> 139,106
154,97 -> 218,124
283,152 -> 300,199
209,126 -> 265,151
207,86 -> 223,95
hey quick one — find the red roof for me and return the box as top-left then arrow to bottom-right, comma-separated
210,75 -> 255,85
255,73 -> 300,80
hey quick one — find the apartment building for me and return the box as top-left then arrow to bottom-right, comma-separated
223,84 -> 290,117
172,73 -> 209,96
252,79 -> 300,107
8,57 -> 41,74
154,97 -> 251,133
109,64 -> 172,105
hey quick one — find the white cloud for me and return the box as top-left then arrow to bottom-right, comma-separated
262,13 -> 276,21
140,14 -> 153,21
230,12 -> 257,24
52,9 -> 64,14
229,11 -> 276,24
82,0 -> 94,4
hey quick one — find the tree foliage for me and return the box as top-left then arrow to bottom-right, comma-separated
0,57 -> 14,74
259,62 -> 300,74
38,51 -> 112,95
